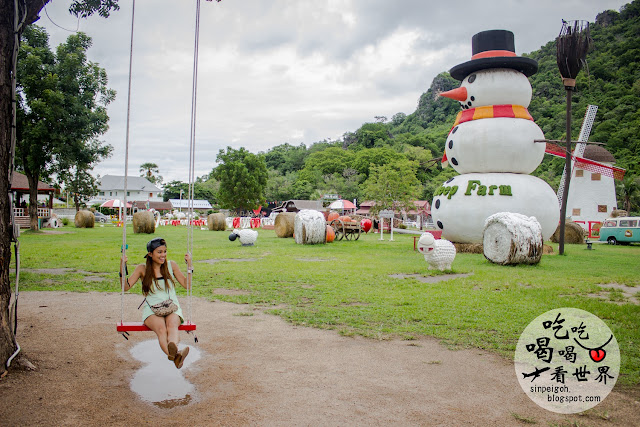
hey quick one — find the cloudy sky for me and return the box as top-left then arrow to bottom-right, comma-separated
38,0 -> 629,184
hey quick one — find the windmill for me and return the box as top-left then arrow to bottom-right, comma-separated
556,104 -> 598,207
543,105 -> 626,194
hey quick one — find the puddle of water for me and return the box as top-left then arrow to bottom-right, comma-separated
129,339 -> 201,408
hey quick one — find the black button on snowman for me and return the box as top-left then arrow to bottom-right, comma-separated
431,30 -> 560,244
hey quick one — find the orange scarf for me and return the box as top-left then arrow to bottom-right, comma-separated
451,104 -> 533,129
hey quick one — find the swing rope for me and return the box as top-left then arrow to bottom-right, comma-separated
118,0 -> 202,336
186,0 -> 203,325
120,0 -> 136,328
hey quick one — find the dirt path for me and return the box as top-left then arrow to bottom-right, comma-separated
1,292 -> 638,426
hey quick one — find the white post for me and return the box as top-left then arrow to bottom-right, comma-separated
389,218 -> 394,241
379,217 -> 384,240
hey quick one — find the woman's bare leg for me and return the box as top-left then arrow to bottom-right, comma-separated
144,315 -> 169,355
165,313 -> 181,346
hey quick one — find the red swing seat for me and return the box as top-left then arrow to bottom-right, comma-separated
116,321 -> 197,332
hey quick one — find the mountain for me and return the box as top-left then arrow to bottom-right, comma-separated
392,0 -> 640,184
261,1 -> 640,211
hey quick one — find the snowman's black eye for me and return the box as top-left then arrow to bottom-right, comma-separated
470,96 -> 475,101
468,74 -> 476,83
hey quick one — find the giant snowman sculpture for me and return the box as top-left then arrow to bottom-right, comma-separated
431,30 -> 559,244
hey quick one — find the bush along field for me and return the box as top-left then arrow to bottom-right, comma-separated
11,225 -> 640,387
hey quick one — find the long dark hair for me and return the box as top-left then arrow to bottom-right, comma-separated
142,257 -> 175,296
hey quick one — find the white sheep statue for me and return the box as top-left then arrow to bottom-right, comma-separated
229,228 -> 258,246
417,232 -> 456,271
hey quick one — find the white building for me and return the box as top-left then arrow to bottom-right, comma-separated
169,199 -> 213,210
566,145 -> 618,237
88,175 -> 163,206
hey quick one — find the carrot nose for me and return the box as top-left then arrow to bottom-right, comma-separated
440,87 -> 468,101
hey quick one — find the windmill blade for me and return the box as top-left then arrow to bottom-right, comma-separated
556,105 -> 598,206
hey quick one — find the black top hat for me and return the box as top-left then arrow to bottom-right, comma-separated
449,30 -> 538,81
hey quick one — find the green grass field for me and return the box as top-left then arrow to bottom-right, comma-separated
11,224 -> 640,386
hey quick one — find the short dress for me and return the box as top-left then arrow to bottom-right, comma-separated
141,260 -> 184,324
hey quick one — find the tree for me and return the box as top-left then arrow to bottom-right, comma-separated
351,147 -> 401,181
264,169 -> 297,202
58,138 -> 113,211
15,25 -> 60,229
353,122 -> 391,149
1,0 -> 120,376
16,26 -> 114,227
214,147 -> 268,214
263,143 -> 307,175
163,177 -> 218,206
162,180 -> 189,202
616,174 -> 640,215
299,146 -> 354,179
363,159 -> 421,215
139,162 -> 163,186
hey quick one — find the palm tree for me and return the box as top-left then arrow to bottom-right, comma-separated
616,175 -> 640,214
139,163 -> 162,185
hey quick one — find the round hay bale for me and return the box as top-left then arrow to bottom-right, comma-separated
453,243 -> 484,254
274,212 -> 296,238
74,210 -> 95,228
550,220 -> 585,244
483,212 -> 543,265
208,213 -> 226,231
133,211 -> 156,234
294,210 -> 326,245
611,209 -> 627,218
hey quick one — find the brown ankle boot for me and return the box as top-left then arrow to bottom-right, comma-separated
174,346 -> 190,369
167,342 -> 178,361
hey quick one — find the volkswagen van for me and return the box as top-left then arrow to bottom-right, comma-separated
598,217 -> 640,245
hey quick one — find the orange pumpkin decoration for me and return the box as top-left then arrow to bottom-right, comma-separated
327,212 -> 339,222
326,225 -> 335,243
338,216 -> 352,223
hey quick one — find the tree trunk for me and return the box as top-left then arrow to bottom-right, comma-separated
26,171 -> 39,230
0,0 -> 49,374
0,0 -> 17,375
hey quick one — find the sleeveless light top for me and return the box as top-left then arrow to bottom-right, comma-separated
141,260 -> 184,323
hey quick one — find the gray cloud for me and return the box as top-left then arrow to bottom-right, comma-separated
37,0 -> 628,183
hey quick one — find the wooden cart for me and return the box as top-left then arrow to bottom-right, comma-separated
329,219 -> 362,241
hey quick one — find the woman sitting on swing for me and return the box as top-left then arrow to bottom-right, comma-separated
120,238 -> 193,369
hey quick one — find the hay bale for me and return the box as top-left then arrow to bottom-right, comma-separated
274,212 -> 296,238
550,220 -> 584,244
133,211 -> 156,234
483,212 -> 543,265
294,210 -> 326,245
74,210 -> 95,228
611,209 -> 627,218
453,243 -> 483,254
208,213 -> 226,231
